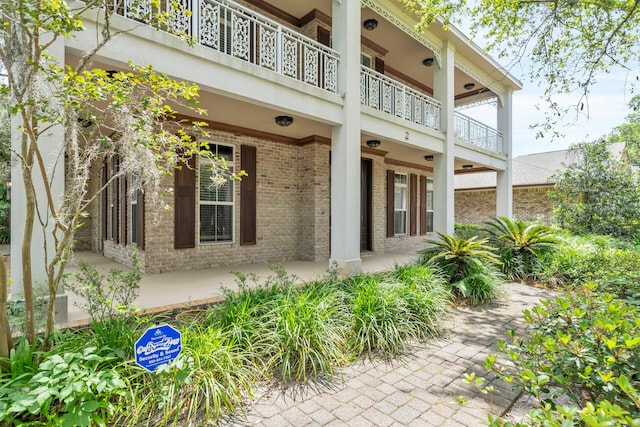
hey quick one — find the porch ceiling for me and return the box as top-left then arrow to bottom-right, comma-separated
262,0 -> 498,105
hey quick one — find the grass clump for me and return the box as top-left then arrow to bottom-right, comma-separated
341,264 -> 450,358
207,266 -> 351,384
263,281 -> 350,383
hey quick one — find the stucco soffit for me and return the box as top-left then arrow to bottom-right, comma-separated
455,57 -> 506,106
361,0 -> 442,65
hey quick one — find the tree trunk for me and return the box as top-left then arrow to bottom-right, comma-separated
21,133 -> 36,344
0,253 -> 13,365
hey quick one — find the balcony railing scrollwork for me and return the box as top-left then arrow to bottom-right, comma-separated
454,111 -> 503,153
360,66 -> 441,132
118,0 -> 340,93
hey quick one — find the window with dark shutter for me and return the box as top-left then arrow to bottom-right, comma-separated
174,156 -> 196,249
240,145 -> 257,245
410,174 -> 417,236
386,169 -> 395,237
317,26 -> 331,47
199,144 -> 234,243
135,190 -> 145,249
101,161 -> 108,241
131,171 -> 145,250
375,57 -> 385,74
112,156 -> 120,243
120,175 -> 127,245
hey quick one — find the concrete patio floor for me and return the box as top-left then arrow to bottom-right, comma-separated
62,246 -> 424,325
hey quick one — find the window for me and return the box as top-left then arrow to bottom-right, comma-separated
394,173 -> 408,235
426,178 -> 434,233
131,186 -> 139,244
361,53 -> 372,69
199,144 -> 234,243
131,171 -> 143,246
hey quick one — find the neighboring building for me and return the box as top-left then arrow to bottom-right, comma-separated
12,0 -> 522,297
454,142 -> 627,225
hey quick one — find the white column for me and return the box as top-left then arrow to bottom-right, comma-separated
11,37 -> 67,320
330,0 -> 362,274
496,88 -> 513,218
432,41 -> 455,235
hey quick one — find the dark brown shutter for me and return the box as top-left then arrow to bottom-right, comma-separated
386,170 -> 395,237
101,160 -> 108,241
136,190 -> 145,250
240,145 -> 257,245
112,156 -> 119,243
410,173 -> 417,236
317,27 -> 331,47
174,156 -> 196,249
420,176 -> 427,235
375,57 -> 385,74
120,175 -> 128,245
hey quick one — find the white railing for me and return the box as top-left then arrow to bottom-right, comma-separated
360,66 -> 441,132
454,111 -> 503,153
118,0 -> 339,93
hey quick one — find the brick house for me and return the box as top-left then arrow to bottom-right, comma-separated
12,0 -> 522,288
454,143 -> 627,225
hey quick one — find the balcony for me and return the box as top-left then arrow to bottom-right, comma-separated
360,66 -> 441,132
114,0 -> 504,155
454,111 -> 503,153
116,0 -> 340,93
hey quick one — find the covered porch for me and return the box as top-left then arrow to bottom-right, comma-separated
61,245 -> 425,326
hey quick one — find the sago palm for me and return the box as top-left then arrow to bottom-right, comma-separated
484,216 -> 558,280
420,233 -> 500,283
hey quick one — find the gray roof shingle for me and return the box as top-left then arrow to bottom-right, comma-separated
455,142 -> 626,190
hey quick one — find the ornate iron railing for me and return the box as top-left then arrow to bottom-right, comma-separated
360,66 -> 441,132
453,111 -> 503,153
118,0 -> 339,93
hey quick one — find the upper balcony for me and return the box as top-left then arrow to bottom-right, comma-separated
116,0 -> 340,93
112,0 -> 507,155
454,111 -> 503,153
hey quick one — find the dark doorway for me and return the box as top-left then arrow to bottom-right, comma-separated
361,159 -> 373,251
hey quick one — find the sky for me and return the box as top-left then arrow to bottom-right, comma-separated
453,10 -> 638,158
464,66 -> 636,157
511,71 -> 633,157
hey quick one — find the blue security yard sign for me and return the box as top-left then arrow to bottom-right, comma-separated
135,324 -> 182,372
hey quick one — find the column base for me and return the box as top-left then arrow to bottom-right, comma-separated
53,293 -> 68,324
329,258 -> 362,276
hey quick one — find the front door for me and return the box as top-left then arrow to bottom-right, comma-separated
361,159 -> 372,251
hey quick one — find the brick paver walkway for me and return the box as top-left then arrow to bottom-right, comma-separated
223,282 -> 555,426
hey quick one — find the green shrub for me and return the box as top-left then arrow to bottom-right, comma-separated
485,288 -> 640,418
342,274 -> 412,358
263,281 -> 350,383
386,264 -> 451,339
65,252 -> 142,321
455,222 -> 490,240
486,400 -> 640,426
484,216 -> 559,282
419,233 -> 503,305
538,234 -> 640,305
453,262 -> 505,306
208,268 -> 350,383
0,348 -> 126,426
206,271 -> 283,362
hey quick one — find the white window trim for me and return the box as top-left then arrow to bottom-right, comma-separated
197,142 -> 235,245
426,177 -> 434,233
361,52 -> 373,69
395,172 -> 408,235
